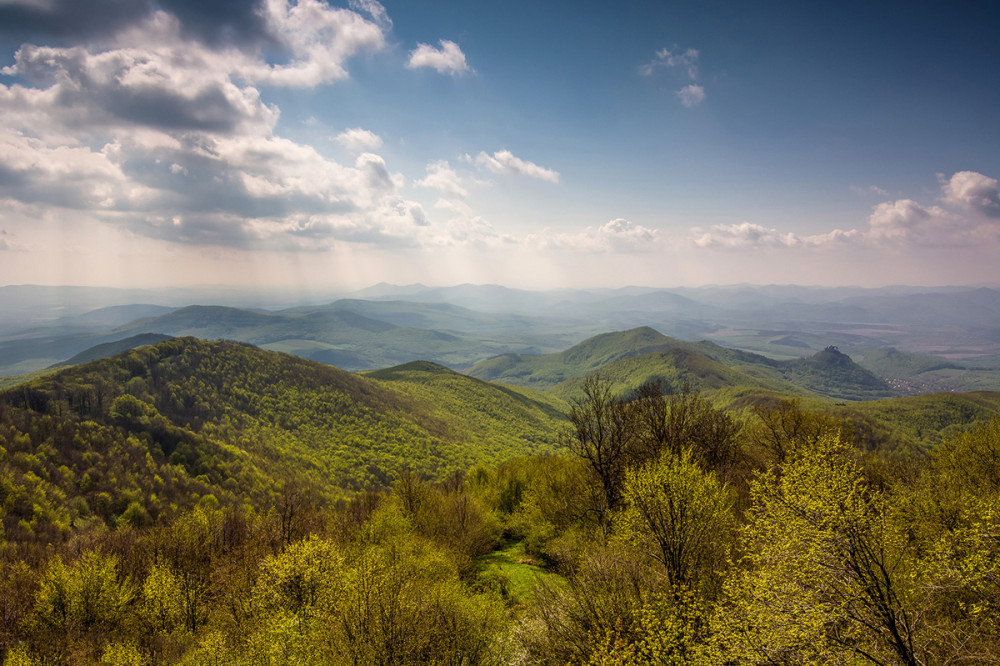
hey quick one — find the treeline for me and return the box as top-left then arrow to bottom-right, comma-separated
1,371 -> 998,664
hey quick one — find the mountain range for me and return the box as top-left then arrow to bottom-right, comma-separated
2,283 -> 999,396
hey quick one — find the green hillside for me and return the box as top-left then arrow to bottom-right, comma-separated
470,328 -> 894,402
3,333 -> 1000,665
365,361 -> 569,455
469,327 -> 689,388
546,348 -> 819,401
50,333 -> 174,367
0,338 -> 564,544
831,390 -> 1000,448
856,347 -> 964,376
777,346 -> 893,401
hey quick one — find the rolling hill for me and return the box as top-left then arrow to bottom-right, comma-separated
469,327 -> 894,401
109,305 -> 565,371
0,337 -> 566,543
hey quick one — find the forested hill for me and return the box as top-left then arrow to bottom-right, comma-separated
0,337 -> 565,546
469,327 -> 894,401
2,335 -> 1000,664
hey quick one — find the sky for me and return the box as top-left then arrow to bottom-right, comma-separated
1,0 -> 999,291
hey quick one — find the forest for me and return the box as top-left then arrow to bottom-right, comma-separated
0,337 -> 998,665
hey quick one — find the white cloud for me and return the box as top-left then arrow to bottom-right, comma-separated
417,160 -> 469,198
677,84 -> 705,108
249,0 -> 386,86
802,228 -> 863,245
336,127 -> 383,152
528,218 -> 659,253
863,172 -> 1000,245
692,222 -> 800,248
640,46 -> 699,78
406,39 -> 471,75
687,170 -> 1000,252
0,229 -> 25,252
941,170 -> 1000,216
474,150 -> 559,183
348,0 -> 392,30
866,199 -> 946,242
0,2 -> 452,252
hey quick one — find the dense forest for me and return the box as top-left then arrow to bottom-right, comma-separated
0,337 -> 998,664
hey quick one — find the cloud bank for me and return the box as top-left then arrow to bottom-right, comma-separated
0,0 -> 455,250
690,171 -> 1000,250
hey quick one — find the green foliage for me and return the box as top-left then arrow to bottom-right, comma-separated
100,640 -> 149,666
617,449 -> 733,594
2,335 -> 1000,665
34,551 -> 136,634
2,646 -> 37,666
585,588 -> 710,666
0,338 -> 564,555
714,434 -> 922,665
140,563 -> 184,634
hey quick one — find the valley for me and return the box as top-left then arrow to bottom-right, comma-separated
0,285 -> 999,664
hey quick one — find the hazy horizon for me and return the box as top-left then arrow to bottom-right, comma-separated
2,1 -> 998,290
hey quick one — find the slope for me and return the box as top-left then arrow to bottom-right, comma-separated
469,327 -> 893,401
545,347 -> 819,401
0,338 -> 565,545
468,327 -> 683,388
50,333 -> 174,367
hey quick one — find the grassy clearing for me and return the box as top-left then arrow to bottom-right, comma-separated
477,540 -> 564,605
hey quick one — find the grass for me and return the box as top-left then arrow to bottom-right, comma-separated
476,540 -> 564,605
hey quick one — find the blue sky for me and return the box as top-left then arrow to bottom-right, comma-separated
1,0 -> 998,290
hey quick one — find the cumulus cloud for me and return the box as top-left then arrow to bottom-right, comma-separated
417,160 -> 470,198
406,39 -> 471,75
528,218 -> 660,253
688,170 -> 1000,252
0,0 -> 155,43
866,200 -> 947,242
692,222 -> 801,249
474,150 -> 559,183
941,170 -> 1000,217
640,46 -> 699,78
347,0 -> 391,30
861,172 -> 1000,245
3,35 -> 280,135
252,0 -> 385,86
336,127 -> 382,152
0,0 -> 446,251
677,84 -> 705,108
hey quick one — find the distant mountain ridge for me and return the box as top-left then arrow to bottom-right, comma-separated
2,283 -> 998,390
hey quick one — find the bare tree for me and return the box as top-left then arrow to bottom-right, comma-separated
564,374 -> 639,519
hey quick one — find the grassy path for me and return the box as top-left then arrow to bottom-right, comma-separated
477,540 -> 564,605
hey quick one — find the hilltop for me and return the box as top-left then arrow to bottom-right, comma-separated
469,328 -> 894,402
0,337 -> 565,545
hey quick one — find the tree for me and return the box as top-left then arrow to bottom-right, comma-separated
617,449 -> 734,594
564,374 -> 639,519
749,397 -> 842,465
631,382 -> 742,476
714,434 -> 922,665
